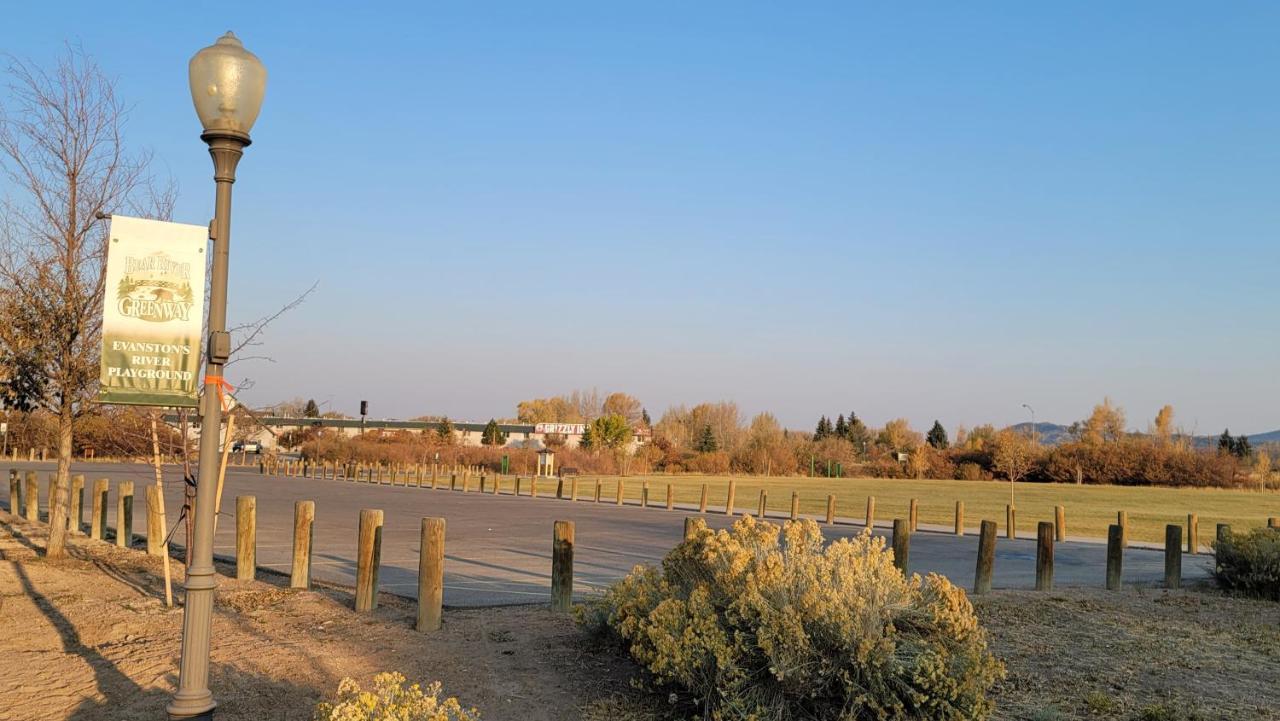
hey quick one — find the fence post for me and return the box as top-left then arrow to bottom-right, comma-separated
572,477 -> 580,502
892,519 -> 910,573
1106,524 -> 1123,590
417,517 -> 445,632
666,484 -> 674,510
641,482 -> 649,508
1164,524 -> 1182,589
552,520 -> 574,612
24,471 -> 38,522
725,480 -> 736,516
514,476 -> 522,496
556,478 -> 564,499
909,498 -> 918,532
1054,505 -> 1066,542
975,520 -> 996,594
790,491 -> 799,521
355,509 -> 384,611
1116,510 -> 1128,548
116,481 -> 134,548
594,479 -> 602,503
68,475 -> 84,534
146,486 -> 164,556
757,489 -> 767,518
91,478 -> 109,540
1006,505 -> 1016,540
826,495 -> 836,525
236,495 -> 256,580
954,501 -> 964,536
531,477 -> 538,499
7,469 -> 19,516
865,496 -> 875,529
699,484 -> 708,513
291,500 -> 315,589
1186,513 -> 1199,554
1035,521 -> 1054,591
615,480 -> 624,506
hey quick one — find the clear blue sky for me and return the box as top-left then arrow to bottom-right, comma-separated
5,2 -> 1278,434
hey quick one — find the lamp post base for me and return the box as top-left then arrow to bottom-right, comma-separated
166,698 -> 216,720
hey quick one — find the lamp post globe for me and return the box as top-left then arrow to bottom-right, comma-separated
168,31 -> 265,721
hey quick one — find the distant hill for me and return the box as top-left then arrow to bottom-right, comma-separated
1002,422 -> 1280,448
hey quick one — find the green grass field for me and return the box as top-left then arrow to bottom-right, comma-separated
558,473 -> 1280,546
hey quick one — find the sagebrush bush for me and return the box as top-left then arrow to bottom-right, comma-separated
579,516 -> 1004,720
1214,528 -> 1280,601
312,672 -> 479,721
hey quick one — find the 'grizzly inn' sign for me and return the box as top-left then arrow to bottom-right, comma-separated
98,215 -> 207,407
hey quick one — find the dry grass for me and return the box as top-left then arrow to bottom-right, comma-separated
568,473 -> 1280,545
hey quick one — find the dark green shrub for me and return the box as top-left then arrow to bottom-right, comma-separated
1214,527 -> 1280,600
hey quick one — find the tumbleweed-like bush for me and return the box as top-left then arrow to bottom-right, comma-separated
312,672 -> 480,721
1214,527 -> 1280,601
579,516 -> 1004,720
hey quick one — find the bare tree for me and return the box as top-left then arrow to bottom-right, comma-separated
0,47 -> 155,558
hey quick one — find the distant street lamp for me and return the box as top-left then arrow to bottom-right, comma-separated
168,31 -> 266,721
1022,403 -> 1037,444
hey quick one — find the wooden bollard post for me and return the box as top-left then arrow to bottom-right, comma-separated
1006,505 -> 1016,539
556,478 -> 564,499
462,473 -> 471,493
666,484 -> 674,510
594,479 -> 602,503
432,465 -> 438,487
641,482 -> 649,508
146,486 -> 164,556
699,484 -> 708,513
1106,524 -> 1123,590
479,475 -> 486,494
235,495 -> 256,580
7,469 -> 19,516
825,495 -> 836,525
1054,505 -> 1066,542
909,498 -> 918,532
757,489 -> 768,518
514,476 -> 522,496
615,480 -> 624,506
91,478 -> 109,540
975,520 -> 996,594
1187,513 -> 1199,554
417,517 -> 445,632
1164,524 -> 1182,589
571,477 -> 580,502
355,509 -> 384,611
1117,510 -> 1128,548
491,474 -> 500,495
865,496 -> 876,529
116,481 -> 134,548
531,477 -> 538,498
450,473 -> 457,491
790,491 -> 799,521
68,475 -> 84,534
683,516 -> 706,540
291,501 -> 315,589
24,471 -> 38,521
725,480 -> 736,516
954,501 -> 964,536
551,520 -> 574,612
1035,521 -> 1054,591
892,519 -> 910,573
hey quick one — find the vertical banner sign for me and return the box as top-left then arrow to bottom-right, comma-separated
98,215 -> 208,407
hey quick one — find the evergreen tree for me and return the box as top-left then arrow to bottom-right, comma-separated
814,416 -> 831,441
579,423 -> 596,450
1218,429 -> 1234,455
927,420 -> 949,449
834,414 -> 848,439
436,416 -> 455,442
481,418 -> 507,446
695,424 -> 719,453
303,399 -> 320,418
641,408 -> 651,427
1233,434 -> 1252,459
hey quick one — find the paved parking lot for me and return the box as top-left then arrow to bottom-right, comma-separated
2,461 -> 1212,606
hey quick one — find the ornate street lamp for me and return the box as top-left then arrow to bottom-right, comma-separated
168,31 -> 266,720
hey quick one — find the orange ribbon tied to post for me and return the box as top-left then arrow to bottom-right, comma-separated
204,375 -> 236,412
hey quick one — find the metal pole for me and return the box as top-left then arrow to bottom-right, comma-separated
168,130 -> 247,720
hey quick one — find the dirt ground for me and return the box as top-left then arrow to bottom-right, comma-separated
2,511 -> 1277,721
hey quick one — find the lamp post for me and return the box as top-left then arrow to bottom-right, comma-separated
168,32 -> 266,720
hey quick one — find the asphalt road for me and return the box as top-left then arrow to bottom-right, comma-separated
2,461 -> 1213,606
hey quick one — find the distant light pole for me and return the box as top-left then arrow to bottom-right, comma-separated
1022,403 -> 1037,444
168,32 -> 266,720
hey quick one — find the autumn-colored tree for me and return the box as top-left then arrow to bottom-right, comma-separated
877,418 -> 921,452
992,429 -> 1040,486
1253,450 -> 1272,491
587,414 -> 633,450
1152,404 -> 1174,444
1082,397 -> 1126,445
601,392 -> 644,426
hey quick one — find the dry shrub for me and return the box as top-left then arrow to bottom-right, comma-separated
955,462 -> 988,481
1043,441 -> 1238,487
1214,528 -> 1280,601
312,672 -> 479,721
579,517 -> 1004,720
688,451 -> 731,474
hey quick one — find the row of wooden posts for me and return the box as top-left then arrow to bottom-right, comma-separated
274,464 -> 1280,552
7,469 -> 148,548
